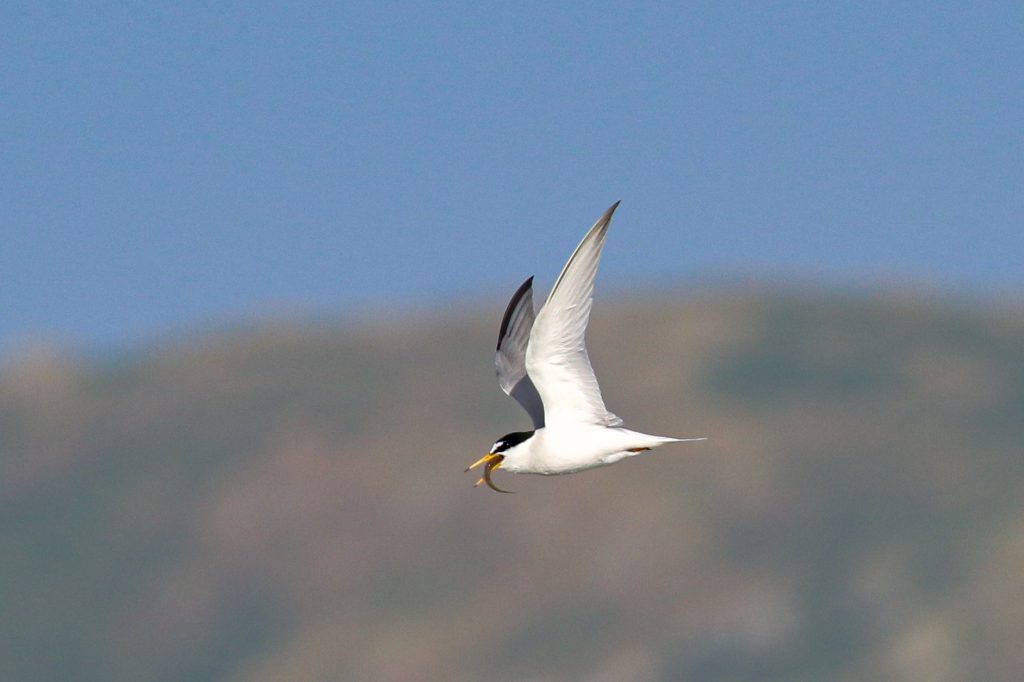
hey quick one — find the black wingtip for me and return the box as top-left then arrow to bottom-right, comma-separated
496,275 -> 535,350
595,201 -> 621,227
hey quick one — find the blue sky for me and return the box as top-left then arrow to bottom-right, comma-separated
3,3 -> 1022,353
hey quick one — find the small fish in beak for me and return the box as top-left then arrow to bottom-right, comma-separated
465,453 -> 513,493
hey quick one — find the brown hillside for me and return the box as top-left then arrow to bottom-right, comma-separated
2,290 -> 1022,682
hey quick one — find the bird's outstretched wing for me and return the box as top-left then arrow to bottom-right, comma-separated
526,201 -> 623,428
496,276 -> 545,428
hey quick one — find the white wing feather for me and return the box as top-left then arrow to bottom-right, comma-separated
526,202 -> 623,428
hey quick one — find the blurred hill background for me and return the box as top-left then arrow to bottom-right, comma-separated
3,288 -> 1023,681
4,4 -> 1023,681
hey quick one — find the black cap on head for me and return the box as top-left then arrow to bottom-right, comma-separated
491,430 -> 534,453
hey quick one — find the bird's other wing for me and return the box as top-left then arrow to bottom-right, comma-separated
496,276 -> 545,428
526,201 -> 623,428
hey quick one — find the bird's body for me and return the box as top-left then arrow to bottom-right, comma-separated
500,425 -> 685,475
467,201 -> 704,491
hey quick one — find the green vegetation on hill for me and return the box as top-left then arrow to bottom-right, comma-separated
2,291 -> 1022,681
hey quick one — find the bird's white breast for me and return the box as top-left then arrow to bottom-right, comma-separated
502,425 -> 656,475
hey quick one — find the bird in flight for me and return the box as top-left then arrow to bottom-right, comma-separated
467,201 -> 705,492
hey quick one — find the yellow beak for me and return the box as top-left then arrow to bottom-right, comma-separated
465,453 -> 500,472
465,453 -> 513,493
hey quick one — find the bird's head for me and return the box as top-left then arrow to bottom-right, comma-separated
465,430 -> 534,493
